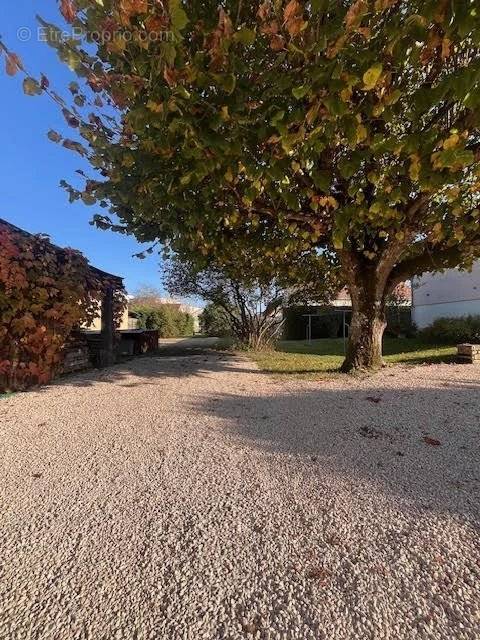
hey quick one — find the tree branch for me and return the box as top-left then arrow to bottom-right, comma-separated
387,242 -> 479,290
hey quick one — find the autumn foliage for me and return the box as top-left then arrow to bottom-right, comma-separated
0,224 -> 124,392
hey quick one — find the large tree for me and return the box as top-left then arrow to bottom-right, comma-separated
4,0 -> 480,369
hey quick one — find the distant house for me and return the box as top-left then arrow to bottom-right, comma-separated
284,283 -> 412,340
412,262 -> 480,329
83,297 -> 136,331
330,283 -> 412,308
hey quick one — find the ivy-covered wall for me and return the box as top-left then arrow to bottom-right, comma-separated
0,223 -> 125,392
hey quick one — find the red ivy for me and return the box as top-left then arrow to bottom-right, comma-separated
0,227 -> 125,392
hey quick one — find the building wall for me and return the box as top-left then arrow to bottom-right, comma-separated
84,305 -> 130,331
412,262 -> 480,328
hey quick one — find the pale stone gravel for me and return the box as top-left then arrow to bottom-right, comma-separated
0,350 -> 479,640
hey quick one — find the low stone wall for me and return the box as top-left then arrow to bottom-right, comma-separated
61,344 -> 91,374
457,343 -> 480,364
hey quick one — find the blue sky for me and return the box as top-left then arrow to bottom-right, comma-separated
0,2 -> 163,295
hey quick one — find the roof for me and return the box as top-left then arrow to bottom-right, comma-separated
0,217 -> 124,288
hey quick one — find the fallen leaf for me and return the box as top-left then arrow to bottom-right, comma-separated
366,396 -> 381,403
306,567 -> 331,584
423,437 -> 441,447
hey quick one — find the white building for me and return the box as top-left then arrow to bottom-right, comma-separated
412,262 -> 480,329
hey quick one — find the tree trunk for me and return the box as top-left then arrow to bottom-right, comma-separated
341,295 -> 386,372
340,253 -> 388,373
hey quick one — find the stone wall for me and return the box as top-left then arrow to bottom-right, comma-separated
457,344 -> 480,364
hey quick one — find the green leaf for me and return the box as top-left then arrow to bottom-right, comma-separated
170,0 -> 188,32
36,16 -> 63,49
282,192 -> 300,211
311,169 -> 331,191
23,77 -> 42,96
363,63 -> 383,90
385,88 -> 402,105
234,28 -> 256,46
332,209 -> 352,249
338,153 -> 363,179
270,110 -> 285,126
311,0 -> 328,14
221,74 -> 236,94
433,148 -> 475,170
292,85 -> 309,99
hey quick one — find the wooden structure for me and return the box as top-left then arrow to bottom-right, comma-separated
457,343 -> 480,364
0,217 -> 124,370
117,330 -> 159,356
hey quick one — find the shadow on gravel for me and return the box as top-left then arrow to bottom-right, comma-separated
192,377 -> 480,523
51,348 -> 258,389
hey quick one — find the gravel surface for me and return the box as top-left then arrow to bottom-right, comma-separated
0,351 -> 479,639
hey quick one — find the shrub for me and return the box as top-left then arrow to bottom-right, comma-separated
133,304 -> 194,338
200,304 -> 232,337
420,316 -> 480,344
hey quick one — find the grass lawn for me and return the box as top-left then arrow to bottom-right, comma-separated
248,338 -> 457,379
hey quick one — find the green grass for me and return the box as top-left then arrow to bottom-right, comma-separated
247,338 -> 457,379
0,392 -> 16,400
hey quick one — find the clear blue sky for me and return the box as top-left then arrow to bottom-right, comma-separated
0,2 -> 163,295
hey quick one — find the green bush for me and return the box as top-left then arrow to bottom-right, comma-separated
420,315 -> 480,344
133,304 -> 194,338
200,303 -> 232,337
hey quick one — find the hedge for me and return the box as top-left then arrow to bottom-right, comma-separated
133,304 -> 194,338
420,315 -> 480,344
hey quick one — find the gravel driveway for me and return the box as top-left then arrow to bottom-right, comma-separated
1,351 -> 479,639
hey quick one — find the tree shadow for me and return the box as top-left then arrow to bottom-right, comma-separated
50,347 -> 258,389
189,375 -> 480,523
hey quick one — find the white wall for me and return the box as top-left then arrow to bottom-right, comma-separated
412,262 -> 480,328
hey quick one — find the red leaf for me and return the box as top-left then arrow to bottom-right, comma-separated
5,52 -> 23,76
306,567 -> 331,584
163,66 -> 178,87
60,0 -> 77,23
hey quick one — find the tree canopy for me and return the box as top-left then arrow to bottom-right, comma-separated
3,0 -> 480,369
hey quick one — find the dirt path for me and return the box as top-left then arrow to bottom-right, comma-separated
0,352 -> 479,639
